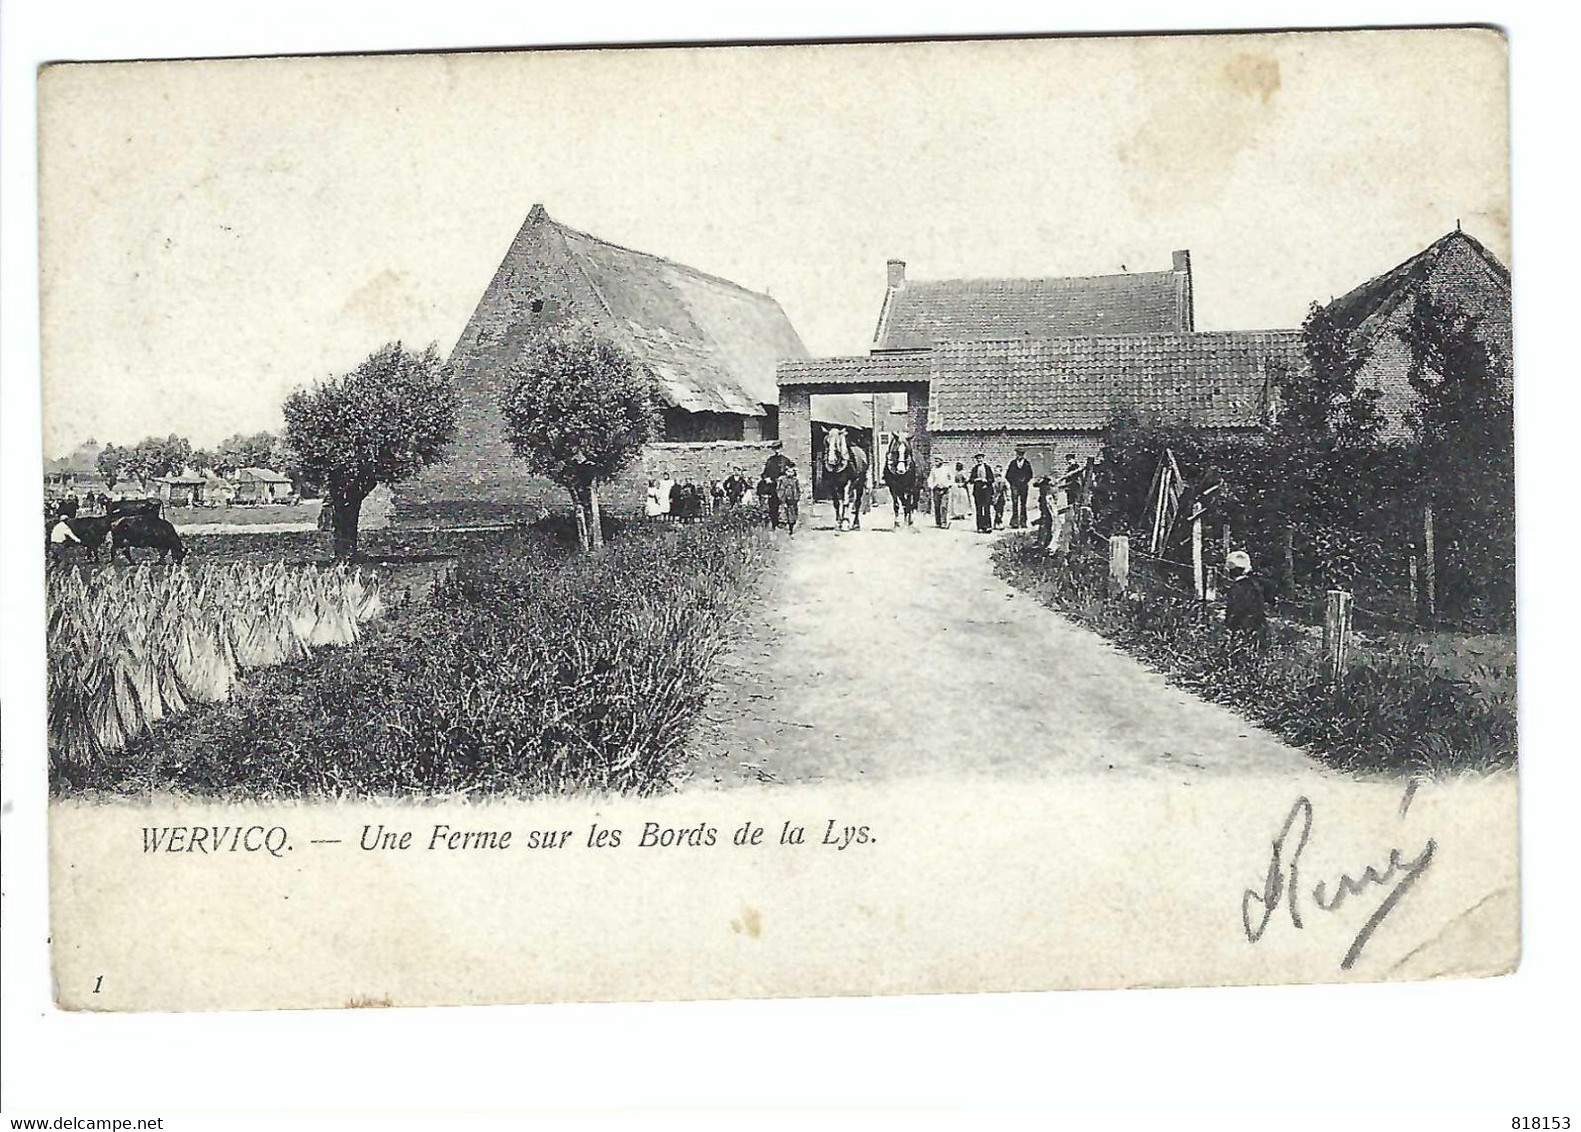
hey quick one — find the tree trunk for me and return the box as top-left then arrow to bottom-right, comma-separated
329,491 -> 364,561
588,483 -> 604,548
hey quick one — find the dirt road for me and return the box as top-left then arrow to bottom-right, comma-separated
685,501 -> 1325,788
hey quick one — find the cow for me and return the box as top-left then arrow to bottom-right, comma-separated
110,514 -> 186,565
107,498 -> 161,520
46,515 -> 114,564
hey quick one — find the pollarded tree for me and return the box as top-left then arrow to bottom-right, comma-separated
284,342 -> 457,560
498,325 -> 660,551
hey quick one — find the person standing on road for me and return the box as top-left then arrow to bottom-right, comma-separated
968,453 -> 995,534
928,457 -> 954,529
991,465 -> 1009,530
758,468 -> 780,527
776,463 -> 802,536
1004,447 -> 1034,528
950,461 -> 971,521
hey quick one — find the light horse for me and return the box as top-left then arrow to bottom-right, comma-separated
882,436 -> 921,527
821,426 -> 869,532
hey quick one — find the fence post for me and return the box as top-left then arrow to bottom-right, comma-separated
1408,554 -> 1419,615
1191,513 -> 1204,600
1283,524 -> 1297,594
1108,535 -> 1129,597
1422,504 -> 1437,624
1323,589 -> 1353,684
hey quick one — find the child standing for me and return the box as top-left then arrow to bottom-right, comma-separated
776,463 -> 802,536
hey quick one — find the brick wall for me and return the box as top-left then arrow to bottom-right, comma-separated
1354,238 -> 1513,441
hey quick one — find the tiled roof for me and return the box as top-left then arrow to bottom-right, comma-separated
875,270 -> 1188,351
928,331 -> 1301,433
1324,229 -> 1510,349
777,353 -> 930,388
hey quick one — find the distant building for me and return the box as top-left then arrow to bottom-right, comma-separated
232,466 -> 294,504
1318,228 -> 1512,438
154,470 -> 207,507
43,439 -> 104,497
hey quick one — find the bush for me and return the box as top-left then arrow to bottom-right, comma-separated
993,538 -> 1516,779
65,512 -> 778,798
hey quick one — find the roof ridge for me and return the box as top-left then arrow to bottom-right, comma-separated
548,213 -> 781,302
909,269 -> 1176,288
938,328 -> 1301,347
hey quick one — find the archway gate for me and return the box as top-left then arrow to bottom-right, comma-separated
775,354 -> 932,502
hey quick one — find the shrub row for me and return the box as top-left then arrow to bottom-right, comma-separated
61,512 -> 778,798
993,538 -> 1516,779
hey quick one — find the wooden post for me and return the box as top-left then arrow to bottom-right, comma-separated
1423,504 -> 1437,624
1283,524 -> 1297,594
1323,589 -> 1353,683
1108,535 -> 1129,597
1191,513 -> 1205,600
1222,523 -> 1231,564
588,484 -> 604,549
1408,554 -> 1419,615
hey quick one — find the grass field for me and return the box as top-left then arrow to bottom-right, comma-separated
50,512 -> 780,799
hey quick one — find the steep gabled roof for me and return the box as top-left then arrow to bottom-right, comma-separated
1323,229 -> 1511,348
452,205 -> 807,417
874,266 -> 1191,351
929,331 -> 1301,433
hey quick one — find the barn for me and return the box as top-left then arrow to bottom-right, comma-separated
397,204 -> 868,524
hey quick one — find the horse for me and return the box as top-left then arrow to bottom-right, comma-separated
882,436 -> 921,527
821,426 -> 869,531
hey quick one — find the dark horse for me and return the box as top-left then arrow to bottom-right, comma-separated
822,426 -> 869,531
882,436 -> 921,527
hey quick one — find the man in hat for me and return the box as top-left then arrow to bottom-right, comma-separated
968,453 -> 996,534
1004,445 -> 1034,529
927,456 -> 954,529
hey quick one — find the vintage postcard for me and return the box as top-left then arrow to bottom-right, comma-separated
39,28 -> 1517,1011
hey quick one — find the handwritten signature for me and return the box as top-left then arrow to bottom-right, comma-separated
1241,796 -> 1436,970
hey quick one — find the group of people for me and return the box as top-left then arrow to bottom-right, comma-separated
925,446 -> 1088,545
644,473 -> 716,523
644,461 -> 803,535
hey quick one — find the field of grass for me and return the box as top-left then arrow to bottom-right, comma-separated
993,536 -> 1516,780
51,512 -> 779,799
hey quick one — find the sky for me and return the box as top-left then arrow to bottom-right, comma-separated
37,29 -> 1509,457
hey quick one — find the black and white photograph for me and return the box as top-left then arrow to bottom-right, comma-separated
30,28 -> 1522,1014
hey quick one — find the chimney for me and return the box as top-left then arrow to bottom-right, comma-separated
1171,249 -> 1194,332
887,259 -> 907,289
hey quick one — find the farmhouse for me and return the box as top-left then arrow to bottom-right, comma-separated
779,252 -> 1294,481
398,204 -> 827,523
232,466 -> 294,504
1318,227 -> 1512,438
